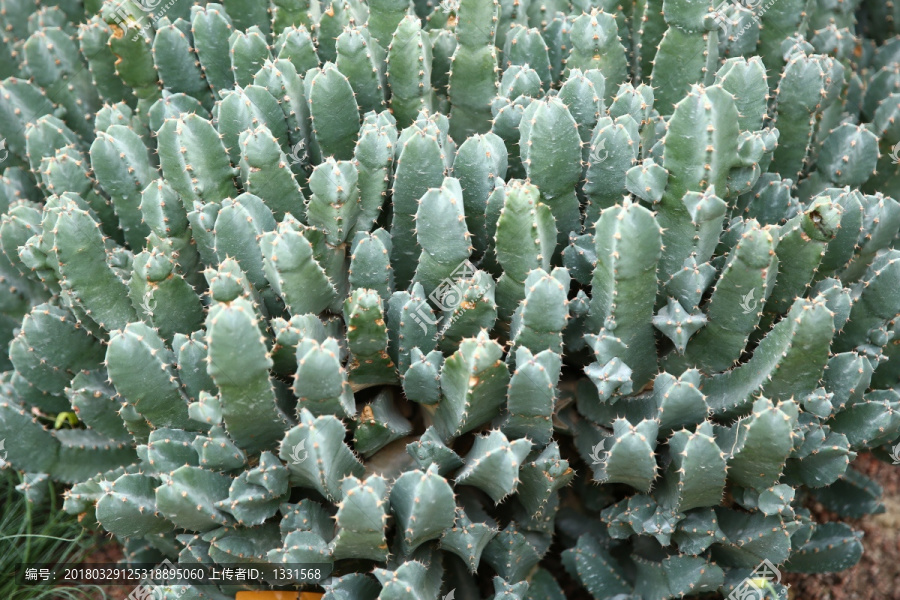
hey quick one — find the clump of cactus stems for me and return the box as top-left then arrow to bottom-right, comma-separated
1,0 -> 899,598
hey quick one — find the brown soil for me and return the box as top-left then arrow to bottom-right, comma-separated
80,540 -> 131,600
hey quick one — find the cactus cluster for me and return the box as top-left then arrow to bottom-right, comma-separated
1,0 -> 899,598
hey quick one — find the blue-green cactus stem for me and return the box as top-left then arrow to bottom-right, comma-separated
101,0 -> 161,101
386,16 -> 433,128
216,84 -> 289,167
106,321 -> 196,431
503,25 -> 552,91
456,429 -> 532,503
260,215 -> 338,316
275,24 -> 320,74
238,126 -> 307,221
139,180 -> 202,287
353,111 -> 398,234
668,220 -> 776,373
650,0 -> 718,115
452,133 -> 508,259
658,84 -> 757,283
229,26 -> 272,88
703,295 -> 835,416
412,177 -> 473,299
10,303 -> 104,395
331,474 -> 390,561
448,0 -> 500,140
133,241 -> 205,343
157,113 -> 237,207
53,197 -> 139,331
508,268 -> 570,360
206,295 -> 291,453
336,26 -> 387,116
89,124 -> 154,249
770,51 -> 837,183
151,17 -> 213,110
190,3 -> 235,96
344,288 -> 397,387
22,27 -> 101,140
78,16 -> 136,107
437,268 -> 498,353
835,249 -> 900,353
390,464 -> 456,554
763,196 -> 841,317
306,157 -> 361,246
432,330 -> 510,441
305,63 -> 361,160
519,96 -> 582,250
503,347 -> 562,446
566,10 -> 628,104
390,118 -> 449,288
588,199 -> 662,387
253,58 -> 313,177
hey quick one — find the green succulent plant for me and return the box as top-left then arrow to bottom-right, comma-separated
0,0 -> 899,599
